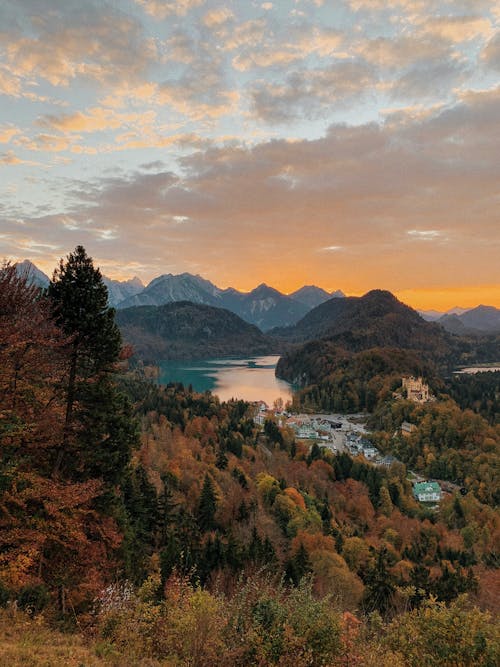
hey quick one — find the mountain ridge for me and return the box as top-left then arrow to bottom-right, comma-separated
115,301 -> 278,362
272,289 -> 453,365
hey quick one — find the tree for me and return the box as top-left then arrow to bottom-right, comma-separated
0,264 -> 119,607
48,246 -> 135,483
362,547 -> 396,614
197,474 -> 218,531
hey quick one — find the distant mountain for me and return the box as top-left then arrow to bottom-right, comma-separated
116,275 -> 309,330
14,260 -> 50,288
103,276 -> 144,307
272,289 -> 452,362
418,309 -> 445,322
117,273 -> 222,309
289,285 -> 344,309
419,306 -> 469,322
442,306 -> 500,334
115,301 -> 276,362
437,313 -> 469,335
226,284 -> 309,331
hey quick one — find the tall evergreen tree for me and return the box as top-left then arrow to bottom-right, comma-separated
197,473 -> 218,531
48,246 -> 136,483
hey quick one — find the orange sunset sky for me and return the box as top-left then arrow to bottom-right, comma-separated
1,1 -> 499,311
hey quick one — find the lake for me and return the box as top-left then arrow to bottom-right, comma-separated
454,364 -> 500,374
159,355 -> 293,404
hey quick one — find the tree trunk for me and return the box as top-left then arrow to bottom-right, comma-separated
53,343 -> 78,476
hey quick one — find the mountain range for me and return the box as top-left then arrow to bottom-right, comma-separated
113,273 -> 345,330
13,259 -> 500,334
14,260 -> 343,331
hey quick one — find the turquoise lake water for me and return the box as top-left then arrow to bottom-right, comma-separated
159,355 -> 293,404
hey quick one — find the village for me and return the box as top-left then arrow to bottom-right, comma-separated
253,376 -> 444,506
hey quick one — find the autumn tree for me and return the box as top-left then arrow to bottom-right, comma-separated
0,264 -> 119,607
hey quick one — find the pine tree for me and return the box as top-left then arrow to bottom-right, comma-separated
197,473 -> 218,531
48,246 -> 136,482
362,547 -> 396,614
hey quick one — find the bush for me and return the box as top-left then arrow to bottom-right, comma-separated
0,581 -> 10,608
18,584 -> 50,615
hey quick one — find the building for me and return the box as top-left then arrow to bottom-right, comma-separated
377,455 -> 398,467
413,481 -> 442,503
401,421 -> 417,436
297,425 -> 318,439
402,376 -> 430,403
362,446 -> 379,460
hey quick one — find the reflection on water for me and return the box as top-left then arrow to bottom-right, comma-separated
159,355 -> 292,404
454,365 -> 500,374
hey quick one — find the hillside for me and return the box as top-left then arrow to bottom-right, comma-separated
272,289 -> 452,363
116,301 -> 277,362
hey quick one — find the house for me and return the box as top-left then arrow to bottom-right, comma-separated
402,376 -> 430,403
297,425 -> 318,439
377,455 -> 398,467
254,413 -> 266,426
401,421 -> 416,436
362,446 -> 378,460
413,481 -> 442,503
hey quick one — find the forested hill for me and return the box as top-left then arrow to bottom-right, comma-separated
115,301 -> 278,362
276,343 -> 435,390
271,289 -> 452,363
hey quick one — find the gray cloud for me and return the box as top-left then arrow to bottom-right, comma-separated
250,61 -> 376,123
482,31 -> 500,71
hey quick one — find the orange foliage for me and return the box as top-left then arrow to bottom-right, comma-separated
291,530 -> 336,556
284,487 -> 306,511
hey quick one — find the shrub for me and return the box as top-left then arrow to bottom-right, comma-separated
17,584 -> 50,615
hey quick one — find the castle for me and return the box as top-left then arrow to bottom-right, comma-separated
402,376 -> 430,403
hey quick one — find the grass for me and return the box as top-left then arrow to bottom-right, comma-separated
0,609 -> 109,666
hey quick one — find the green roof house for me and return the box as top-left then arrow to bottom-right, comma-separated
413,481 -> 441,503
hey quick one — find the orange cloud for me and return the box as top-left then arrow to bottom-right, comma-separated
39,108 -> 157,134
135,0 -> 203,19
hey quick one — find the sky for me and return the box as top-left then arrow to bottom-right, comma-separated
0,0 -> 499,310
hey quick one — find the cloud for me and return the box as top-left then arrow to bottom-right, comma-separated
39,108 -> 157,134
391,59 -> 468,101
230,24 -> 343,69
15,133 -> 81,153
134,0 -> 204,18
3,83 -> 496,291
482,32 -> 500,71
203,8 -> 234,27
250,61 -> 376,123
0,126 -> 20,143
0,66 -> 22,96
407,229 -> 442,240
421,16 -> 493,43
357,35 -> 451,69
0,149 -> 42,165
0,0 -> 155,91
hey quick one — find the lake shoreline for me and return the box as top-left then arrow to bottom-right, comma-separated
159,355 -> 293,404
